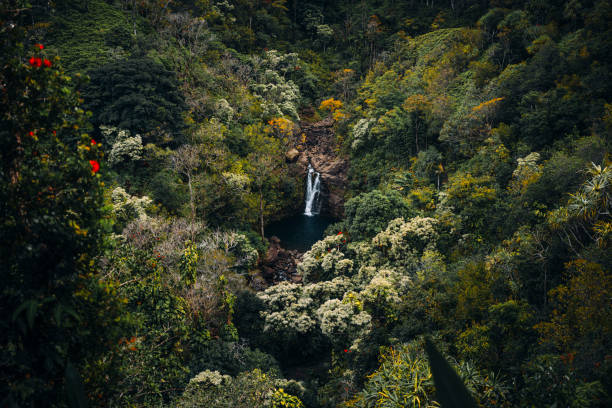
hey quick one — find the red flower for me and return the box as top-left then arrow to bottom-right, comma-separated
29,131 -> 35,137
91,139 -> 97,145
343,349 -> 349,353
29,57 -> 42,67
52,130 -> 56,136
43,59 -> 52,68
89,160 -> 100,173
337,231 -> 343,235
35,43 -> 44,50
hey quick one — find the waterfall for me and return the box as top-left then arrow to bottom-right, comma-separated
304,164 -> 321,216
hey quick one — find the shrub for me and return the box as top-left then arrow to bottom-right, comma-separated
343,190 -> 413,241
84,57 -> 186,143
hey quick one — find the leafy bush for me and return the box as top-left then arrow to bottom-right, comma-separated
343,190 -> 413,241
0,31 -> 126,406
84,57 -> 186,143
176,369 -> 304,408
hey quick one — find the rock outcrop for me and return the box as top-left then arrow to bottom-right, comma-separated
259,236 -> 302,285
285,148 -> 299,162
292,117 -> 348,218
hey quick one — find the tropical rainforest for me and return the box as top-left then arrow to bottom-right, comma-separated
1,0 -> 611,407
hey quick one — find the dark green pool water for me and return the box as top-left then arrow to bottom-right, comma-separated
266,214 -> 334,252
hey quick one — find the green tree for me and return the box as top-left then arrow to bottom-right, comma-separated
244,125 -> 287,237
343,190 -> 412,241
0,15 -> 125,406
84,57 -> 187,144
536,260 -> 612,376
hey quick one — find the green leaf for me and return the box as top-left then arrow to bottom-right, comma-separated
11,298 -> 53,329
12,300 -> 37,329
424,337 -> 478,408
65,361 -> 88,408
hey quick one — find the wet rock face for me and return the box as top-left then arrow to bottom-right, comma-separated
293,118 -> 348,218
259,236 -> 302,284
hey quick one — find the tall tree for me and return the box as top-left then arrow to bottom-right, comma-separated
84,57 -> 187,145
0,9 -> 125,406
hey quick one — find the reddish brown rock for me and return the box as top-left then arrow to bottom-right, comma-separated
292,118 -> 348,218
286,148 -> 300,162
261,236 -> 302,283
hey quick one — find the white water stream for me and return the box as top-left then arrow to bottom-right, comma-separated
304,164 -> 321,216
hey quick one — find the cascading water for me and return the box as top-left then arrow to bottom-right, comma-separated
304,164 -> 321,216
266,163 -> 332,251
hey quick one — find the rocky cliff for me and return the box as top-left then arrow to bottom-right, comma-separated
287,117 -> 348,218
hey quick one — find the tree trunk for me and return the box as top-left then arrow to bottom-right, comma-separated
188,174 -> 195,220
259,189 -> 265,238
132,0 -> 137,36
415,120 -> 420,153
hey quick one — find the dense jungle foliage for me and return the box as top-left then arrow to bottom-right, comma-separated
1,0 -> 611,407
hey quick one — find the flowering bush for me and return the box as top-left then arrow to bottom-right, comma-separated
1,35 -> 123,405
177,369 -> 304,408
250,50 -> 302,121
350,118 -> 374,150
251,71 -> 301,120
111,187 -> 153,224
303,276 -> 353,302
101,126 -> 144,166
257,277 -> 357,343
214,98 -> 235,123
297,234 -> 352,282
372,216 -> 439,263
361,269 -> 404,307
258,282 -> 317,335
316,298 -> 372,349
508,152 -> 542,195
188,369 -> 232,388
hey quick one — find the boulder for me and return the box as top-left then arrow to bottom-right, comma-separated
264,236 -> 282,264
261,236 -> 299,283
286,148 -> 300,162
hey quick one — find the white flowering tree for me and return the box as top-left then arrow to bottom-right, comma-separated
316,296 -> 372,350
350,118 -> 374,150
111,187 -> 153,227
257,277 -> 357,344
372,216 -> 439,266
297,234 -> 353,282
101,125 -> 144,166
250,50 -> 302,121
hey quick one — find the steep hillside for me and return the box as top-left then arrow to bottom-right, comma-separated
1,1 -> 611,407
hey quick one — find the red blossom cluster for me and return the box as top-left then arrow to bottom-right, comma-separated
28,44 -> 52,68
152,249 -> 165,260
89,160 -> 100,173
118,336 -> 138,351
28,57 -> 42,67
29,57 -> 52,68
